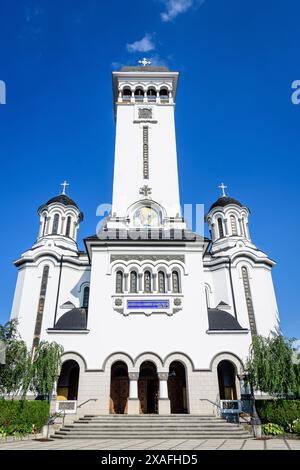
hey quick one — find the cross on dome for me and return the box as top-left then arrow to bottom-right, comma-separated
61,180 -> 70,195
218,182 -> 228,197
138,58 -> 151,67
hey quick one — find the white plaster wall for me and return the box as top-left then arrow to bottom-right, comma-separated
112,104 -> 181,218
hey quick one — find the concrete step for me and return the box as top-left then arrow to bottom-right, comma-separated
51,434 -> 250,440
52,414 -> 252,440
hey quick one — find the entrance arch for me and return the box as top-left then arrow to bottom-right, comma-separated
168,361 -> 187,413
110,361 -> 129,414
217,360 -> 237,400
138,361 -> 159,414
57,360 -> 79,400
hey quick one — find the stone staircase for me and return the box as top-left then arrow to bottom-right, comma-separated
51,415 -> 252,439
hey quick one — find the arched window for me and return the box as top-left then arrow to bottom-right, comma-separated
122,87 -> 131,102
159,88 -> 169,102
158,271 -> 166,293
172,271 -> 180,293
82,286 -> 90,309
147,88 -> 156,102
241,267 -> 257,336
52,214 -> 60,235
116,271 -> 123,294
230,215 -> 238,235
217,218 -> 224,238
144,270 -> 152,293
134,87 -> 144,101
130,271 -> 138,293
65,216 -> 72,237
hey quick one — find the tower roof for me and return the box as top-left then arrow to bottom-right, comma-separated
209,196 -> 243,211
46,194 -> 79,209
120,66 -> 170,72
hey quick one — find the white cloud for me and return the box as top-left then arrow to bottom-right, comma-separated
160,0 -> 204,22
126,33 -> 155,53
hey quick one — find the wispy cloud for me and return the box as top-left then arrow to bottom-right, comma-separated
126,33 -> 156,53
160,0 -> 204,22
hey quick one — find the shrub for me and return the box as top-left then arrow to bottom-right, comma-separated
256,399 -> 300,427
262,423 -> 284,436
0,399 -> 50,436
292,419 -> 300,435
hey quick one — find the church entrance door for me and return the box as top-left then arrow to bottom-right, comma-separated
217,360 -> 237,400
168,361 -> 187,413
110,361 -> 129,414
138,361 -> 159,414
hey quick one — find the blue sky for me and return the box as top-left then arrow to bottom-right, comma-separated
0,0 -> 299,337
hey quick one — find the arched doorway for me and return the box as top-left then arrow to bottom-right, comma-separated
57,360 -> 79,400
110,361 -> 129,414
138,361 -> 159,414
217,360 -> 237,400
168,361 -> 187,413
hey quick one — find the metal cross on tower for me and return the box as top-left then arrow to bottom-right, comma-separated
61,180 -> 70,195
139,185 -> 152,197
138,58 -> 151,67
218,182 -> 228,197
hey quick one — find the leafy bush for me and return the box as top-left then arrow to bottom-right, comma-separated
262,423 -> 284,436
292,419 -> 300,435
0,399 -> 50,436
256,399 -> 300,427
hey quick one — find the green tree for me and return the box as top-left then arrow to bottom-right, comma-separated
0,320 -> 32,397
246,335 -> 297,397
31,341 -> 64,399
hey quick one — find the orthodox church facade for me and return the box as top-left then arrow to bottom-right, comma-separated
11,65 -> 279,416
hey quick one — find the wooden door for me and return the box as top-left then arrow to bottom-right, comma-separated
110,378 -> 129,414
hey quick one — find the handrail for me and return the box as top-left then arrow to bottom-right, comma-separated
199,398 -> 221,409
77,398 -> 98,409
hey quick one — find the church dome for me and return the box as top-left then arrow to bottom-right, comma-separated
209,196 -> 243,212
46,194 -> 79,209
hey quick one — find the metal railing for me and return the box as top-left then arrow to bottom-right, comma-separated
77,398 -> 98,408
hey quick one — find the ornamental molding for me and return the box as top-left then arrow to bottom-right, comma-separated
158,372 -> 169,380
110,255 -> 185,263
128,372 -> 139,380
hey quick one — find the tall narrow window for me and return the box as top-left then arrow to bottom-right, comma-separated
158,271 -> 166,293
144,270 -> 152,293
143,126 -> 149,179
116,271 -> 123,294
172,271 -> 180,293
130,271 -> 138,293
241,267 -> 257,336
217,218 -> 224,238
32,265 -> 50,350
230,215 -> 238,235
205,286 -> 210,308
65,216 -> 72,237
52,214 -> 60,235
82,286 -> 90,309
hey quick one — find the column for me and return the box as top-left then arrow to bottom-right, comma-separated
224,218 -> 229,236
158,372 -> 171,415
127,372 -> 140,414
124,273 -> 129,292
166,274 -> 171,292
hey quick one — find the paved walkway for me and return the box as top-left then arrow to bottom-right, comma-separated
0,438 -> 300,450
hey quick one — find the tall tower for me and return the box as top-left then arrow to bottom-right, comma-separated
108,64 -> 185,231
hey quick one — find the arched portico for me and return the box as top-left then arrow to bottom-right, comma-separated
57,359 -> 79,400
138,361 -> 159,414
109,361 -> 129,414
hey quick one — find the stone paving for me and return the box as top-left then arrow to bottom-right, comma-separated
0,438 -> 300,450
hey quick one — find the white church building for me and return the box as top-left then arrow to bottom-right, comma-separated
11,64 -> 279,416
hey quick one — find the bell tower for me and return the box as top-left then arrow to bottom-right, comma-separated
109,62 -> 185,231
